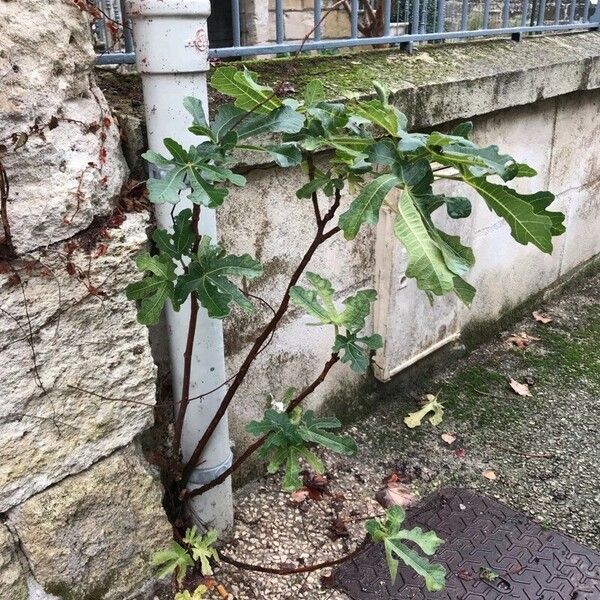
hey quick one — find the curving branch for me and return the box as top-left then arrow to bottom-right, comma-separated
184,353 -> 340,499
180,192 -> 342,484
220,536 -> 369,575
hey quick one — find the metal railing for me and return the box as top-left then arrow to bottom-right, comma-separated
94,0 -> 599,65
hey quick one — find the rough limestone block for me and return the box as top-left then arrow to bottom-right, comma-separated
0,0 -> 128,254
8,445 -> 171,600
0,213 -> 157,511
0,523 -> 28,600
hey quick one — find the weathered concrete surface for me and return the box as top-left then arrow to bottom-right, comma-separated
8,445 -> 171,600
0,0 -> 127,255
0,523 -> 28,600
0,213 -> 157,512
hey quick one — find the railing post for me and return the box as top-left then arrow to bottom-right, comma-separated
126,0 -> 234,534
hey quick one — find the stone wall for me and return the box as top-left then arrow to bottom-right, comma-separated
241,0 -> 351,45
0,1 -> 170,598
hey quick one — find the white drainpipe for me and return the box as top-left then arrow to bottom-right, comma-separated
127,0 -> 234,532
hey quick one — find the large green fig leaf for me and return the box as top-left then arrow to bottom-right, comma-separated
175,237 -> 262,318
366,506 -> 446,591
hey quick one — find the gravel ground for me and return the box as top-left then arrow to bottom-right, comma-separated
173,268 -> 600,600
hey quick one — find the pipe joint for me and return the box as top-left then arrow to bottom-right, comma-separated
187,452 -> 233,486
127,0 -> 211,73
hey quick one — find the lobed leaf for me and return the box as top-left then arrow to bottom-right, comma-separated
210,67 -> 282,114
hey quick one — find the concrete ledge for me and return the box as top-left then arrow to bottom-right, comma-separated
98,31 -> 600,169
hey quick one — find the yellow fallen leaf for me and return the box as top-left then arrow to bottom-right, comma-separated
532,310 -> 553,324
404,394 -> 444,428
509,378 -> 532,397
482,469 -> 497,480
441,433 -> 456,445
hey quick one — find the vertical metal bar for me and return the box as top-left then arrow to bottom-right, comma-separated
502,0 -> 511,26
436,0 -> 445,31
412,0 -> 421,33
231,0 -> 241,46
351,0 -> 359,37
122,11 -> 134,52
460,0 -> 469,30
420,0 -> 429,32
537,0 -> 547,24
583,0 -> 590,21
554,0 -> 561,23
404,0 -> 410,23
383,0 -> 392,35
276,0 -> 284,44
314,0 -> 322,41
568,0 -> 576,21
521,0 -> 530,25
483,0 -> 491,27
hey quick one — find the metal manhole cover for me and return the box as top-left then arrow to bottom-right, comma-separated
334,488 -> 600,599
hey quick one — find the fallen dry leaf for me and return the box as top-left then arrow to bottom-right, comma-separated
482,469 -> 497,480
290,489 -> 310,503
328,517 -> 350,539
375,473 -> 416,509
532,310 -> 553,324
509,378 -> 532,397
441,433 -> 456,445
507,332 -> 541,349
454,448 -> 466,459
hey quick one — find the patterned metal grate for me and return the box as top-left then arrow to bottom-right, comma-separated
334,488 -> 600,599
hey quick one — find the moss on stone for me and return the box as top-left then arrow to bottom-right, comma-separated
45,575 -> 113,600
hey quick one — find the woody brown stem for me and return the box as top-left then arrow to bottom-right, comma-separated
184,353 -> 340,499
172,204 -> 201,457
219,537 -> 369,575
180,192 -> 342,484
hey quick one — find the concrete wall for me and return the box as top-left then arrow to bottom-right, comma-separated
0,1 -> 170,598
206,33 -> 600,451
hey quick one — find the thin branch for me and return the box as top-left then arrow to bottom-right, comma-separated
0,158 -> 15,257
67,384 -> 161,407
219,536 -> 368,575
180,198 -> 342,484
305,153 -> 322,227
184,353 -> 339,499
173,205 -> 202,457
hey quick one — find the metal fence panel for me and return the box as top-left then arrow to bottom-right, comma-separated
93,0 -> 600,65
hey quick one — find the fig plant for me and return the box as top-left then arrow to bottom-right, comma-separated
129,66 -> 564,591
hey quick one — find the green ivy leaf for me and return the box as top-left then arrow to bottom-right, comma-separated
182,527 -> 219,576
211,67 -> 282,114
152,541 -> 194,585
299,411 -> 358,455
151,209 -> 194,260
333,332 -> 383,374
246,406 -> 357,491
126,253 -> 178,326
394,190 -> 457,296
427,132 -> 515,178
338,174 -> 400,240
183,96 -> 214,139
352,99 -> 407,137
176,237 -> 262,318
449,121 -> 473,139
304,80 -> 325,107
290,273 -> 378,334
